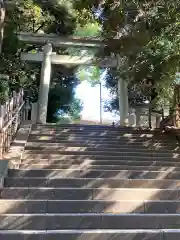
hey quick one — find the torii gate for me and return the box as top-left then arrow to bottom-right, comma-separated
17,32 -> 129,126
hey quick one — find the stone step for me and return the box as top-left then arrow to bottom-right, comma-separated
26,141 -> 179,151
33,124 -> 157,131
8,168 -> 180,179
24,147 -> 157,155
2,213 -> 180,230
27,139 -> 176,148
27,142 -> 177,150
2,199 -> 180,214
31,125 -> 162,136
0,229 -> 166,240
28,137 -> 176,145
0,200 -> 143,214
23,149 -> 179,160
28,135 -> 171,143
29,128 -> 156,134
5,177 -> 180,189
28,129 -> 166,136
21,159 -> 180,167
30,129 -> 156,135
23,154 -> 159,161
1,187 -> 92,200
33,123 -> 152,129
24,145 -> 180,153
19,163 -> 180,172
0,230 -> 164,240
23,150 -> 154,156
1,187 -> 179,200
3,229 -> 180,240
21,155 -> 179,162
30,135 -> 164,142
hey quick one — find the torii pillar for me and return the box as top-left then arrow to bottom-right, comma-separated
36,43 -> 52,124
117,55 -> 129,126
118,78 -> 129,126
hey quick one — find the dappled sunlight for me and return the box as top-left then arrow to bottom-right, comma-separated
0,215 -> 31,230
26,142 -> 155,151
123,133 -> 153,138
19,163 -> 180,172
2,125 -> 180,235
171,153 -> 180,159
0,200 -> 19,214
103,200 -> 144,214
65,147 -> 87,152
139,134 -> 153,138
6,165 -> 180,182
39,136 -> 51,140
93,188 -> 161,202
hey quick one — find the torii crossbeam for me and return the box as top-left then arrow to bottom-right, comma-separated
21,52 -> 118,67
17,32 -> 106,48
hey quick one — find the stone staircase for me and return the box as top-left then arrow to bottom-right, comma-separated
1,124 -> 180,239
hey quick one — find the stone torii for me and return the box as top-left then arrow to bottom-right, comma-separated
18,32 -> 129,126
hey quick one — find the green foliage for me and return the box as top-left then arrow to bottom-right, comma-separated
46,67 -> 79,122
0,0 -> 52,103
47,86 -> 73,122
67,97 -> 83,120
0,0 -> 89,121
0,78 -> 9,103
77,66 -> 101,86
74,0 -> 180,111
72,22 -> 102,86
2,0 -> 179,118
74,22 -> 101,37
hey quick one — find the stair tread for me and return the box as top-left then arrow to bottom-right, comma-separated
1,229 -> 180,240
24,146 -> 180,154
1,214 -> 180,230
1,187 -> 179,200
5,177 -> 180,188
7,169 -> 180,179
20,159 -> 180,166
1,199 -> 180,214
25,143 -> 179,152
22,154 -> 178,161
18,163 -> 180,171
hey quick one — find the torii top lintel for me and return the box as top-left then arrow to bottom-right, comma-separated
17,32 -> 108,48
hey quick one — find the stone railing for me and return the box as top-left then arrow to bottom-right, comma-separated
0,89 -> 26,158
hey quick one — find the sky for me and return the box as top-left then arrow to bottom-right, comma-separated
75,80 -> 119,123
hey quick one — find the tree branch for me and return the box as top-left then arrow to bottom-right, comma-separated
34,22 -> 46,33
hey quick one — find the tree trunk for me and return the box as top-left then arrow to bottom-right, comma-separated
0,0 -> 5,53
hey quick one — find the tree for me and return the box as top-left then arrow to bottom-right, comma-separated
0,0 -> 53,103
47,66 -> 79,122
74,0 -> 180,111
67,97 -> 83,121
0,0 -> 5,53
71,22 -> 102,86
0,0 -> 91,122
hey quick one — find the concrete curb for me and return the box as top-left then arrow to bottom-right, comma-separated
0,121 -> 32,188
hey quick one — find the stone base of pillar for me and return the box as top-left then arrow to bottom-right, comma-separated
135,107 -> 148,127
135,109 -> 141,127
31,102 -> 38,124
129,108 -> 136,127
156,115 -> 161,128
134,107 -> 159,128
